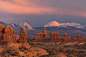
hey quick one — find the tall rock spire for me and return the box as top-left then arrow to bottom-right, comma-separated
43,28 -> 48,39
19,28 -> 27,43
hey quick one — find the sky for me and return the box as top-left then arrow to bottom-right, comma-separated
0,0 -> 86,27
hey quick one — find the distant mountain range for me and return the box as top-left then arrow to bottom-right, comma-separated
44,21 -> 86,29
1,21 -> 86,38
1,21 -> 86,30
0,21 -> 33,30
10,22 -> 33,30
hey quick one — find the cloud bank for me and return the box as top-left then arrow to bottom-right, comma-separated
0,0 -> 86,17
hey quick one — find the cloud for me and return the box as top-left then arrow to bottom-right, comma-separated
0,0 -> 86,17
0,0 -> 55,14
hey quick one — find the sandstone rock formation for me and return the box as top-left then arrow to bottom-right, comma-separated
2,25 -> 16,43
19,28 -> 27,43
49,32 -> 86,42
16,34 -> 19,41
19,28 -> 31,48
27,36 -> 32,41
50,32 -> 55,41
0,24 -> 5,40
0,24 -> 49,57
43,28 -> 48,39
64,33 -> 68,38
77,34 -> 82,38
34,28 -> 48,40
0,24 -> 5,32
62,33 -> 72,42
50,32 -> 62,41
34,34 -> 41,40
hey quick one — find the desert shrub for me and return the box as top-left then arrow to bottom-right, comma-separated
19,47 -> 23,49
79,47 -> 81,49
64,45 -> 70,47
11,53 -> 17,56
68,45 -> 70,47
64,45 -> 68,47
66,50 -> 72,53
24,47 -> 27,50
19,47 -> 21,49
79,51 -> 84,53
7,50 -> 10,53
29,43 -> 34,46
72,50 -> 76,52
40,55 -> 49,57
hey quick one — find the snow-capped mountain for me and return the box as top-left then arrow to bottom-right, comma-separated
10,22 -> 33,30
60,22 -> 80,27
44,21 -> 60,27
0,21 -> 33,30
44,21 -> 81,28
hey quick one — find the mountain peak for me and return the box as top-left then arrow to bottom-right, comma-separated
44,21 -> 81,27
24,22 -> 33,29
10,22 -> 33,30
44,21 -> 60,27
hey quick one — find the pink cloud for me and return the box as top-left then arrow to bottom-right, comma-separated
0,0 -> 86,17
0,0 -> 55,14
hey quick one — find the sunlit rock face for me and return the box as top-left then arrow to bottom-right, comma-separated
0,25 -> 16,43
43,28 -> 48,39
16,34 -> 19,41
64,33 -> 68,38
77,34 -> 82,38
0,24 -> 5,40
50,32 -> 62,41
19,28 -> 27,43
0,24 -> 49,57
50,32 -> 55,41
27,36 -> 32,41
34,28 -> 48,40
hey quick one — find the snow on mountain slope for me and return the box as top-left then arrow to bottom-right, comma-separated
60,22 -> 80,27
44,21 -> 81,27
24,22 -> 33,29
75,25 -> 86,29
44,21 -> 60,27
10,22 -> 33,30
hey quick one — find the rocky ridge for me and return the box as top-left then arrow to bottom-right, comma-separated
0,24 -> 49,57
33,28 -> 86,42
